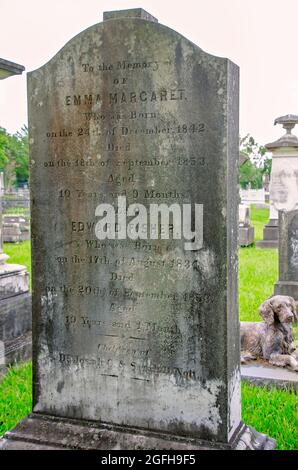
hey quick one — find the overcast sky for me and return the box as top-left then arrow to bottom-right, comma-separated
0,0 -> 297,145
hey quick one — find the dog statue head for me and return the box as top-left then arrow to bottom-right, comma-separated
259,295 -> 298,325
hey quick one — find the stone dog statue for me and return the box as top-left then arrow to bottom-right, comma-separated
241,295 -> 298,371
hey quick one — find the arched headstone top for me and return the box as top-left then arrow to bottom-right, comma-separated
28,8 -> 233,81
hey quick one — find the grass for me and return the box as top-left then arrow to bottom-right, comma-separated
239,206 -> 278,322
0,363 -> 32,437
242,383 -> 298,450
2,207 -> 30,216
4,240 -> 31,281
0,207 -> 297,449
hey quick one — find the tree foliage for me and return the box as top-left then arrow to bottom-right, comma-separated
239,134 -> 272,189
0,126 -> 29,189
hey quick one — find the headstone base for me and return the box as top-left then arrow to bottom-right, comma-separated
0,264 -> 29,300
0,413 -> 275,450
0,291 -> 32,376
241,362 -> 298,391
239,226 -> 254,246
256,240 -> 279,249
256,219 -> 278,249
0,331 -> 32,378
274,281 -> 298,301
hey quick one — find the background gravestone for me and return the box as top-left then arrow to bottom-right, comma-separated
256,204 -> 279,249
239,205 -> 254,247
257,115 -> 298,250
0,59 -> 31,378
265,115 -> 298,300
0,9 -> 274,449
275,210 -> 298,299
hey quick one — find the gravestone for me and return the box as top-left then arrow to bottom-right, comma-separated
239,205 -> 254,247
256,204 -> 279,249
0,195 -> 31,377
0,173 -> 6,265
2,222 -> 22,243
0,61 -> 31,378
274,210 -> 298,299
3,215 -> 30,243
263,174 -> 270,202
0,9 -> 274,449
240,188 -> 266,208
264,115 -> 298,299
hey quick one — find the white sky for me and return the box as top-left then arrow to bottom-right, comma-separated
0,0 -> 297,145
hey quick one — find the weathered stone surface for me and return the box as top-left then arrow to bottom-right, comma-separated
0,264 -> 29,301
2,222 -> 22,243
239,204 -> 254,246
275,210 -> 298,299
0,293 -> 32,377
3,216 -> 30,239
239,204 -> 250,227
0,292 -> 31,340
241,363 -> 298,391
239,226 -> 254,247
103,8 -> 158,23
269,153 -> 298,212
240,189 -> 266,206
26,8 -> 241,444
0,58 -> 25,80
0,413 -> 275,450
2,216 -> 30,243
256,218 -> 279,249
256,205 -> 279,249
266,117 -> 298,213
0,8 -> 275,450
0,332 -> 32,378
0,172 -> 4,263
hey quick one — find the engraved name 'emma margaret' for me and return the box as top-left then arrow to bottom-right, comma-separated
65,88 -> 186,106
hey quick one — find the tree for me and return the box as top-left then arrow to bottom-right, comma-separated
240,159 -> 263,189
0,127 -> 10,168
0,125 -> 29,189
14,126 -> 29,185
239,134 -> 272,188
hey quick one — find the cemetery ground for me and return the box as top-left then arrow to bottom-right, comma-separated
0,207 -> 297,450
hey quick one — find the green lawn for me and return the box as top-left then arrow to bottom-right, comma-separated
0,363 -> 32,437
242,383 -> 298,450
4,240 -> 31,281
1,208 -> 297,450
239,205 -> 278,322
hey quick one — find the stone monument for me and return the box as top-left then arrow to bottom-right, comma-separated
275,210 -> 298,300
263,173 -> 270,203
256,204 -> 279,249
2,215 -> 30,243
0,59 -> 31,377
0,58 -> 24,80
239,152 -> 255,247
256,115 -> 298,249
268,115 -> 298,300
240,188 -> 266,208
0,9 -> 274,449
239,205 -> 254,247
